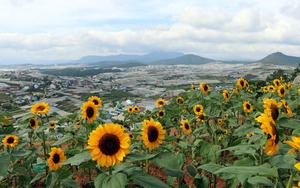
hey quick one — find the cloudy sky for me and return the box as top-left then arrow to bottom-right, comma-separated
1,0 -> 300,64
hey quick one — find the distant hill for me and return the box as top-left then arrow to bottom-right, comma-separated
76,51 -> 184,63
149,54 -> 215,65
111,62 -> 147,68
257,52 -> 300,66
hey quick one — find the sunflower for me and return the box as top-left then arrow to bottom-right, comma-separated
156,98 -> 166,108
283,136 -> 300,154
181,119 -> 192,134
157,109 -> 164,118
30,102 -> 50,115
263,98 -> 282,122
196,112 -> 206,123
74,123 -> 80,128
81,101 -> 98,123
280,76 -> 285,81
2,134 -> 19,148
222,90 -> 230,102
88,96 -> 102,108
141,118 -> 165,150
182,109 -> 187,113
245,81 -> 249,88
223,129 -> 228,134
277,85 -> 286,98
47,147 -> 67,171
281,100 -> 292,117
127,106 -> 134,113
176,97 -> 184,105
243,101 -> 253,113
200,82 -> 210,94
268,85 -> 275,92
133,106 -> 140,112
262,86 -> 269,93
218,118 -> 223,124
49,120 -> 56,129
295,163 -> 300,171
129,133 -> 134,139
29,118 -> 38,129
224,114 -> 229,120
191,84 -> 195,90
87,123 -> 130,167
3,115 -> 8,120
273,79 -> 281,88
231,88 -> 239,95
237,78 -> 246,89
193,104 -> 204,115
264,135 -> 279,155
256,113 -> 275,134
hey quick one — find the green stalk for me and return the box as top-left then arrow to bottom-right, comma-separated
259,147 -> 264,165
109,166 -> 113,176
286,171 -> 294,188
146,149 -> 150,174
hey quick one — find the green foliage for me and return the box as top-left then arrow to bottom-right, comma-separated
40,67 -> 121,77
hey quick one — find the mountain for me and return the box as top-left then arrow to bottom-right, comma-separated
149,54 -> 215,65
76,51 -> 184,63
257,52 -> 300,66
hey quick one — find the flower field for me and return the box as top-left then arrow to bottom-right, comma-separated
1,77 -> 300,188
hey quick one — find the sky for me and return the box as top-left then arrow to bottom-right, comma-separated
1,0 -> 300,64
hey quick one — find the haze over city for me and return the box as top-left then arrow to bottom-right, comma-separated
1,0 -> 300,65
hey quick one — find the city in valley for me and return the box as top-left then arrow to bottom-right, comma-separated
0,62 -> 295,121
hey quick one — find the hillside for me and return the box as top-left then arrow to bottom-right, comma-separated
149,54 -> 215,65
257,52 -> 300,66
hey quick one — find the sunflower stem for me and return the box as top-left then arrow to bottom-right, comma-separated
109,166 -> 113,176
286,171 -> 294,188
259,147 -> 264,165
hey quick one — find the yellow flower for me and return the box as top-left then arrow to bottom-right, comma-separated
182,109 -> 187,113
264,135 -> 279,155
218,118 -> 223,124
141,118 -> 165,150
223,129 -> 228,134
196,112 -> 206,123
156,109 -> 164,118
222,90 -> 230,102
49,120 -> 56,129
224,114 -> 229,120
133,105 -> 140,112
193,104 -> 204,115
268,85 -> 275,92
87,123 -> 130,167
29,118 -> 38,129
2,134 -> 19,148
30,102 -> 50,115
176,97 -> 184,105
294,162 -> 300,171
47,147 -> 67,171
273,79 -> 281,88
237,78 -> 246,89
283,136 -> 300,154
281,100 -> 292,117
74,123 -> 80,128
256,113 -> 275,135
263,98 -> 282,122
156,98 -> 166,108
280,76 -> 285,81
88,96 -> 102,108
262,86 -> 269,93
181,119 -> 192,134
3,115 -> 8,120
127,106 -> 134,113
277,85 -> 286,98
81,101 -> 98,123
200,82 -> 210,94
191,84 -> 195,90
243,101 -> 253,113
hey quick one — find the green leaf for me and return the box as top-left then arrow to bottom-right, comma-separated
277,118 -> 300,130
30,173 -> 45,184
247,176 -> 274,186
46,172 -> 58,188
132,171 -> 170,188
152,152 -> 185,177
0,152 -> 10,177
269,155 -> 293,169
125,153 -> 157,163
11,149 -> 32,158
186,165 -> 197,177
198,163 -> 223,174
220,144 -> 257,156
214,163 -> 278,178
51,133 -> 73,146
62,151 -> 92,166
60,176 -> 80,188
94,173 -> 127,188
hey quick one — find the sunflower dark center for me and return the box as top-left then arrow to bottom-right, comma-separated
134,107 -> 138,111
196,107 -> 201,112
240,80 -> 244,87
37,106 -> 45,111
7,137 -> 14,144
147,126 -> 159,142
204,84 -> 208,91
184,123 -> 190,130
98,134 -> 120,156
246,103 -> 251,109
280,88 -> 285,94
225,93 -> 229,98
29,119 -> 36,127
93,100 -> 99,105
270,123 -> 279,144
129,108 -> 133,112
158,101 -> 164,105
270,104 -> 279,121
50,123 -> 55,127
52,153 -> 60,164
199,114 -> 204,120
177,99 -> 183,104
86,107 -> 94,118
159,111 -> 164,116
